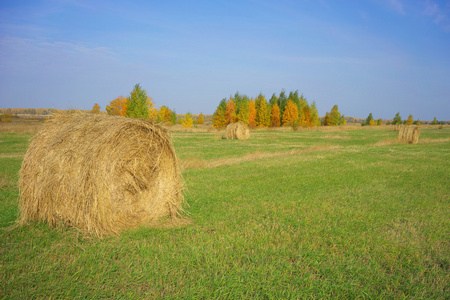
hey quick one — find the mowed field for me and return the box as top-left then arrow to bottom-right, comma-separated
0,123 -> 449,298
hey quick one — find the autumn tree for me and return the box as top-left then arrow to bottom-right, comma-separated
255,93 -> 270,127
406,114 -> 414,125
91,103 -> 100,114
213,99 -> 227,128
126,84 -> 149,119
197,113 -> 204,124
248,99 -> 257,128
282,100 -> 299,126
392,112 -> 402,125
311,101 -> 321,126
377,119 -> 382,125
322,112 -> 331,126
364,113 -> 374,126
327,105 -> 341,126
182,112 -> 194,128
269,93 -> 278,107
340,115 -> 347,125
225,97 -> 237,124
277,90 -> 288,121
106,96 -> 127,116
431,117 -> 438,125
270,103 -> 281,127
157,106 -> 173,123
299,105 -> 313,127
237,98 -> 249,124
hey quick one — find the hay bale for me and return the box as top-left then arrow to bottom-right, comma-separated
398,125 -> 419,144
19,113 -> 184,236
225,122 -> 250,140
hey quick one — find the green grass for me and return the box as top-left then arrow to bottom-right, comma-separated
1,127 -> 449,298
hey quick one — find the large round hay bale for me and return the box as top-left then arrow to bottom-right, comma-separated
398,125 -> 419,144
19,113 -> 184,236
225,122 -> 250,140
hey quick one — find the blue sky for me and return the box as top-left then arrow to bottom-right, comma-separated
1,0 -> 449,120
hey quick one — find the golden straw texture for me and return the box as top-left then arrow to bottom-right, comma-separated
398,125 -> 420,144
225,122 -> 250,140
19,113 -> 184,236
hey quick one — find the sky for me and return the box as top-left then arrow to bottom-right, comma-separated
0,0 -> 449,120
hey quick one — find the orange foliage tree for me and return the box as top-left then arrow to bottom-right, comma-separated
91,103 -> 100,114
248,99 -> 257,128
282,100 -> 299,126
271,103 -> 281,127
225,97 -> 237,124
106,96 -> 127,116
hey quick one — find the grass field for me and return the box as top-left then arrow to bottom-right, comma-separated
0,125 -> 449,298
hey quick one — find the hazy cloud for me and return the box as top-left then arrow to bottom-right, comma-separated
424,0 -> 450,32
387,0 -> 406,15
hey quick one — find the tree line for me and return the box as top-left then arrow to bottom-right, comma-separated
99,84 -> 205,127
212,90 -> 345,128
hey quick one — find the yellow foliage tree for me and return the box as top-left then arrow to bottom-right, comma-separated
256,94 -> 270,127
182,113 -> 194,128
91,103 -> 100,114
406,114 -> 414,125
106,96 -> 127,116
197,113 -> 204,124
213,108 -> 226,128
299,105 -> 313,127
282,100 -> 299,126
147,97 -> 158,121
225,97 -> 237,124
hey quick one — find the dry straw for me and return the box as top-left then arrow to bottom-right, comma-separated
398,125 -> 420,144
225,122 -> 250,140
19,113 -> 184,236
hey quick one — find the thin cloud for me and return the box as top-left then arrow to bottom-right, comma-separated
387,0 -> 406,15
424,0 -> 450,32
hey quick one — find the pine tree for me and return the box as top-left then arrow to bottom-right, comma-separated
364,113 -> 374,126
278,90 -> 288,121
393,112 -> 402,125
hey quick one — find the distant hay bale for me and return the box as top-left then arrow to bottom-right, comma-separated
225,122 -> 250,140
19,113 -> 184,236
398,125 -> 419,144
